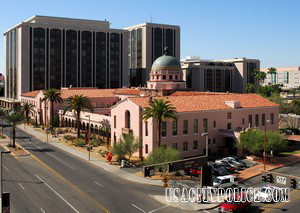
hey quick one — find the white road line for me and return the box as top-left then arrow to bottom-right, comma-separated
203,210 -> 210,213
4,166 -> 9,171
131,204 -> 146,213
40,208 -> 46,213
18,183 -> 25,190
35,175 -> 79,213
47,153 -> 75,170
148,205 -> 169,213
94,181 -> 104,188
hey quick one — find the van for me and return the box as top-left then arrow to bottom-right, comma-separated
213,175 -> 239,188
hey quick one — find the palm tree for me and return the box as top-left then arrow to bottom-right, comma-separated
268,67 -> 277,85
0,108 -> 7,135
20,102 -> 35,124
5,113 -> 24,148
142,99 -> 178,147
42,89 -> 63,131
64,95 -> 94,138
253,69 -> 266,86
246,83 -> 255,93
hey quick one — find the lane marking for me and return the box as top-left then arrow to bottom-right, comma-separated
40,208 -> 46,213
131,204 -> 146,213
12,135 -> 110,212
35,175 -> 79,213
94,181 -> 104,188
4,166 -> 9,171
148,205 -> 169,213
18,183 -> 25,190
47,153 -> 75,170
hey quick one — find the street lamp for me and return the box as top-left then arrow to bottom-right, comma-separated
264,120 -> 271,171
1,150 -> 11,210
200,132 -> 209,189
85,115 -> 91,161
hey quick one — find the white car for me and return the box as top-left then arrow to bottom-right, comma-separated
213,175 -> 239,188
254,185 -> 286,202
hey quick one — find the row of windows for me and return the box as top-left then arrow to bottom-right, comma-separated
144,139 -> 217,154
144,113 -> 275,136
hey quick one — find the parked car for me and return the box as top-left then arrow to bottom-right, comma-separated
216,159 -> 242,171
189,164 -> 202,177
254,185 -> 287,203
215,161 -> 236,173
213,175 -> 239,188
223,157 -> 247,168
218,193 -> 251,212
208,162 -> 229,176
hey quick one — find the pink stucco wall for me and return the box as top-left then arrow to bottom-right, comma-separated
111,99 -> 279,158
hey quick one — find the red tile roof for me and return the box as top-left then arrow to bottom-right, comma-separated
21,91 -> 40,98
129,94 -> 278,112
60,89 -> 117,99
114,88 -> 140,95
170,91 -> 228,96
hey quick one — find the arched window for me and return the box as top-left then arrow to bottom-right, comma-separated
125,110 -> 131,129
163,75 -> 166,80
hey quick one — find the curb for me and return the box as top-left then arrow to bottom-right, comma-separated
0,144 -> 30,157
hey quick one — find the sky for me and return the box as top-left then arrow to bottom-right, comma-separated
0,0 -> 299,72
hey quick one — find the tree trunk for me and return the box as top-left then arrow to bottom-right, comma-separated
51,101 -> 54,131
77,110 -> 81,138
157,120 -> 161,147
12,126 -> 16,148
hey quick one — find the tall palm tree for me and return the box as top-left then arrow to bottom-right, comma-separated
64,95 -> 94,138
142,99 -> 178,147
268,67 -> 277,85
5,113 -> 24,148
20,102 -> 35,124
253,69 -> 266,86
42,89 -> 63,131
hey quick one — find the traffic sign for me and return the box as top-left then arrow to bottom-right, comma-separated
276,176 -> 287,185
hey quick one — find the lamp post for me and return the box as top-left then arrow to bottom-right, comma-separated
200,132 -> 209,189
85,115 -> 91,161
1,150 -> 11,211
264,120 -> 271,171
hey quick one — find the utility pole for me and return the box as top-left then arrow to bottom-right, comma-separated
85,115 -> 91,161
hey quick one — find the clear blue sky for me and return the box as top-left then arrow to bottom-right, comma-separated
1,0 -> 299,72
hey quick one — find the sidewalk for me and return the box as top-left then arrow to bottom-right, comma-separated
238,154 -> 300,181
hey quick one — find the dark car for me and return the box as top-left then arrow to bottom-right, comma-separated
215,161 -> 236,173
208,162 -> 229,176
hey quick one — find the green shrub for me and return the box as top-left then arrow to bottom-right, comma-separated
146,147 -> 181,170
63,135 -> 75,141
79,134 -> 84,139
0,135 -> 6,139
75,139 -> 85,147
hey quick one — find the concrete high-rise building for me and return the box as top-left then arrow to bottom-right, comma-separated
124,23 -> 180,87
3,15 -> 129,100
181,57 -> 260,93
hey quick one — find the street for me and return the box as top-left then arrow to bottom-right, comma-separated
0,125 -> 185,213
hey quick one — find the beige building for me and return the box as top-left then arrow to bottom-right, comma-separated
261,66 -> 300,89
4,15 -> 129,101
181,56 -> 260,93
124,23 -> 180,87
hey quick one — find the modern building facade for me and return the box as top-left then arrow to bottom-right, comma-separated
4,15 -> 129,100
124,23 -> 180,87
261,66 -> 300,89
181,56 -> 260,93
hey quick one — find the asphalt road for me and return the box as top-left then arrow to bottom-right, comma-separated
1,125 -> 188,213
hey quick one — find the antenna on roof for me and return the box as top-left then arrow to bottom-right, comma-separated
70,85 -> 72,88
150,14 -> 153,23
